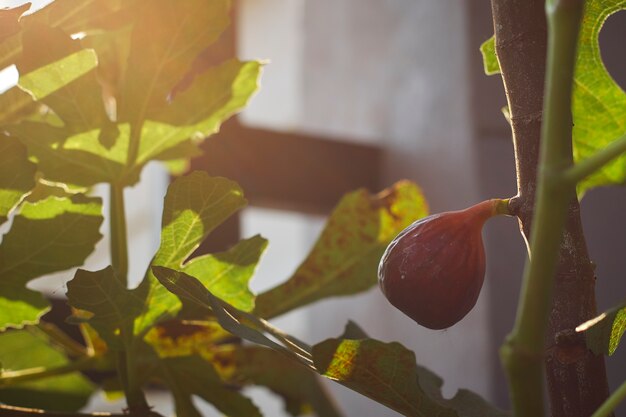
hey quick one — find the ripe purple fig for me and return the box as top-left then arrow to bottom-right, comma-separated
378,199 -> 508,330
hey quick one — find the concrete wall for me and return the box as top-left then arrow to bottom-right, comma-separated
300,1 -> 495,415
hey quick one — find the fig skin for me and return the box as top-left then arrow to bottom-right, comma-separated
378,199 -> 505,330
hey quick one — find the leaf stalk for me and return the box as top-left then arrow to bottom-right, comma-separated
563,133 -> 626,185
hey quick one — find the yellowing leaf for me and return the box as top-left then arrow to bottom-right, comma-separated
255,181 -> 428,319
313,323 -> 510,417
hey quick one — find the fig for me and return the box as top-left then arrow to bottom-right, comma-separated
378,199 -> 508,330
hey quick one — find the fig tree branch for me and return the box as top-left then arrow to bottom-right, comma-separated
489,0 -> 611,415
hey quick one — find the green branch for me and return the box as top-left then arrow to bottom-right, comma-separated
110,183 -> 128,286
108,183 -> 149,413
592,380 -> 626,417
564,133 -> 626,184
500,0 -> 584,416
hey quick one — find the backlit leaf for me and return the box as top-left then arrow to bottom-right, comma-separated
0,194 -> 103,330
10,122 -> 133,187
134,172 -> 247,334
255,181 -> 428,319
479,37 -> 500,75
0,3 -> 30,43
226,346 -> 343,417
66,267 -> 145,349
17,25 -> 107,132
0,86 -> 39,125
134,60 -> 262,168
182,235 -> 267,312
119,0 -> 230,125
313,323 -> 509,417
577,302 -> 626,356
480,2 -> 626,195
0,0 -> 129,69
152,355 -> 262,417
9,59 -> 261,187
151,266 -> 313,365
0,135 -> 36,225
572,0 -> 626,194
0,327 -> 94,411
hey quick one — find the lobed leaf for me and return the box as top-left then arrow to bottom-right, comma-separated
66,267 -> 145,350
312,324 -> 510,417
151,354 -> 262,417
577,302 -> 626,356
119,0 -> 230,125
134,172 -> 247,334
224,346 -> 343,417
0,135 -> 36,225
0,0 -> 129,70
572,0 -> 626,195
0,327 -> 95,411
17,25 -> 107,132
0,194 -> 103,330
0,87 -> 38,126
480,1 -> 626,195
255,180 -> 428,319
0,3 -> 30,43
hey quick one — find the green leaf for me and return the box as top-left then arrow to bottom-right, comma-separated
0,87 -> 39,126
228,346 -> 343,417
0,0 -> 130,69
182,235 -> 268,312
9,59 -> 261,187
134,172 -> 247,333
119,0 -> 230,125
255,180 -> 428,319
0,3 -> 30,43
133,60 -> 262,167
151,266 -> 312,364
0,135 -> 36,225
312,324 -> 509,417
66,266 -> 145,349
0,327 -> 94,411
10,122 -> 133,187
480,36 -> 500,75
573,0 -> 626,194
17,25 -> 108,132
153,355 -> 262,417
577,303 -> 626,356
0,194 -> 103,330
481,3 -> 626,194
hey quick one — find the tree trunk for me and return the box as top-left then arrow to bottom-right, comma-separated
489,1 -> 611,416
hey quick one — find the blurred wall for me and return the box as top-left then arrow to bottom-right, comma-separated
299,1 -> 495,415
